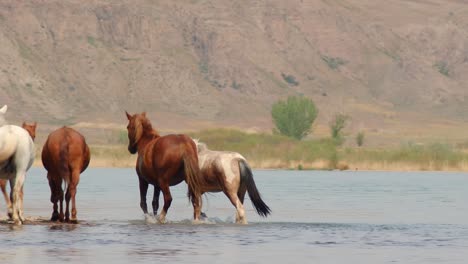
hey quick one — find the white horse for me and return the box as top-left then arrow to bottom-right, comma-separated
192,139 -> 271,224
0,105 -> 35,225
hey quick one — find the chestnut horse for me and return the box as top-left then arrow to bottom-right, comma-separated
193,139 -> 271,224
1,121 -> 36,219
21,122 -> 37,141
125,111 -> 202,223
42,127 -> 90,223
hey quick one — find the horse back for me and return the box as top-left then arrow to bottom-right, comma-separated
42,127 -> 90,173
198,149 -> 245,189
145,134 -> 197,169
0,125 -> 34,166
0,127 -> 18,162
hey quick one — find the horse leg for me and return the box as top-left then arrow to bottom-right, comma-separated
58,180 -> 65,222
138,176 -> 149,214
19,185 -> 24,222
1,180 -> 12,219
157,184 -> 172,224
10,171 -> 25,225
64,184 -> 71,222
152,185 -> 161,216
47,173 -> 61,221
69,170 -> 80,223
192,192 -> 202,222
226,191 -> 247,224
237,186 -> 247,204
199,193 -> 207,219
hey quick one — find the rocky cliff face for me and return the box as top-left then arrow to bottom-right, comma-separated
1,0 -> 468,138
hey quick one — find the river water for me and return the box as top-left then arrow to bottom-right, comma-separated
1,168 -> 467,263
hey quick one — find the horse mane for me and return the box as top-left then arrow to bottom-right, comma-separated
192,138 -> 208,153
139,115 -> 160,139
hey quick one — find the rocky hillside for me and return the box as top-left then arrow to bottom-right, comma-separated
1,0 -> 468,144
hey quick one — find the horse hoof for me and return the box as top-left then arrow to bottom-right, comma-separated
200,212 -> 207,219
13,219 -> 22,226
69,218 -> 78,224
157,217 -> 166,224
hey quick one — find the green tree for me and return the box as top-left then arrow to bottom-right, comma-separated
356,131 -> 365,147
271,96 -> 318,140
329,113 -> 349,144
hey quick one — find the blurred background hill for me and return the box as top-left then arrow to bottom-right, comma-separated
1,0 -> 468,146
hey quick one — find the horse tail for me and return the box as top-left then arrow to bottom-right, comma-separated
239,159 -> 271,217
59,135 -> 71,191
183,154 -> 202,204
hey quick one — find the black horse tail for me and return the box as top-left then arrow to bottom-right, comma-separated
239,159 -> 271,217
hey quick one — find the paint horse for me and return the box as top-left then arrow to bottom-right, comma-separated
193,139 -> 271,224
1,121 -> 37,219
42,127 -> 90,223
0,105 -> 35,225
125,111 -> 203,223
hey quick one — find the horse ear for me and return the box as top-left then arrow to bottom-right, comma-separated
22,121 -> 26,126
125,111 -> 132,120
0,105 -> 7,114
142,112 -> 147,117
33,122 -> 37,127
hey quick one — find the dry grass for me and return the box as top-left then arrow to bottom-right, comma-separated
30,129 -> 468,171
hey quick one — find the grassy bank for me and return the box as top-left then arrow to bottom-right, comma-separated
190,129 -> 468,171
32,129 -> 468,171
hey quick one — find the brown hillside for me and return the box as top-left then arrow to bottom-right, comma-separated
1,0 -> 468,145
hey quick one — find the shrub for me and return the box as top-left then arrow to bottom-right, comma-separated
271,96 -> 318,140
356,131 -> 365,147
329,114 -> 349,144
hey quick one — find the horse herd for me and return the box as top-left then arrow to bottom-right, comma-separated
0,105 -> 271,226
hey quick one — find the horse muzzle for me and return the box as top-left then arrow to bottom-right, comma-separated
128,144 -> 137,154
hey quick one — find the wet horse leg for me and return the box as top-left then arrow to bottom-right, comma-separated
65,184 -> 71,222
58,180 -> 64,222
226,191 -> 247,224
138,176 -> 149,214
152,185 -> 161,216
1,179 -> 12,218
192,193 -> 202,222
19,185 -> 24,222
48,173 -> 62,221
68,169 -> 80,223
157,184 -> 172,224
10,171 -> 25,225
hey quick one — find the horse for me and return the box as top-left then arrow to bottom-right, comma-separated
125,111 -> 203,223
1,121 -> 37,219
41,127 -> 90,223
21,122 -> 37,140
193,139 -> 271,224
0,105 -> 35,225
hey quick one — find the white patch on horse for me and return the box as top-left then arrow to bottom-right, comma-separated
220,154 -> 237,184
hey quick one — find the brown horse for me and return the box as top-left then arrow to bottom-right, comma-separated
41,127 -> 90,223
125,111 -> 202,223
193,139 -> 271,224
21,122 -> 37,140
1,121 -> 37,219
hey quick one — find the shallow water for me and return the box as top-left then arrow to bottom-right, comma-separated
1,169 -> 468,263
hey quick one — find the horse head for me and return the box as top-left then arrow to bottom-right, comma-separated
125,111 -> 157,154
22,122 -> 37,141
